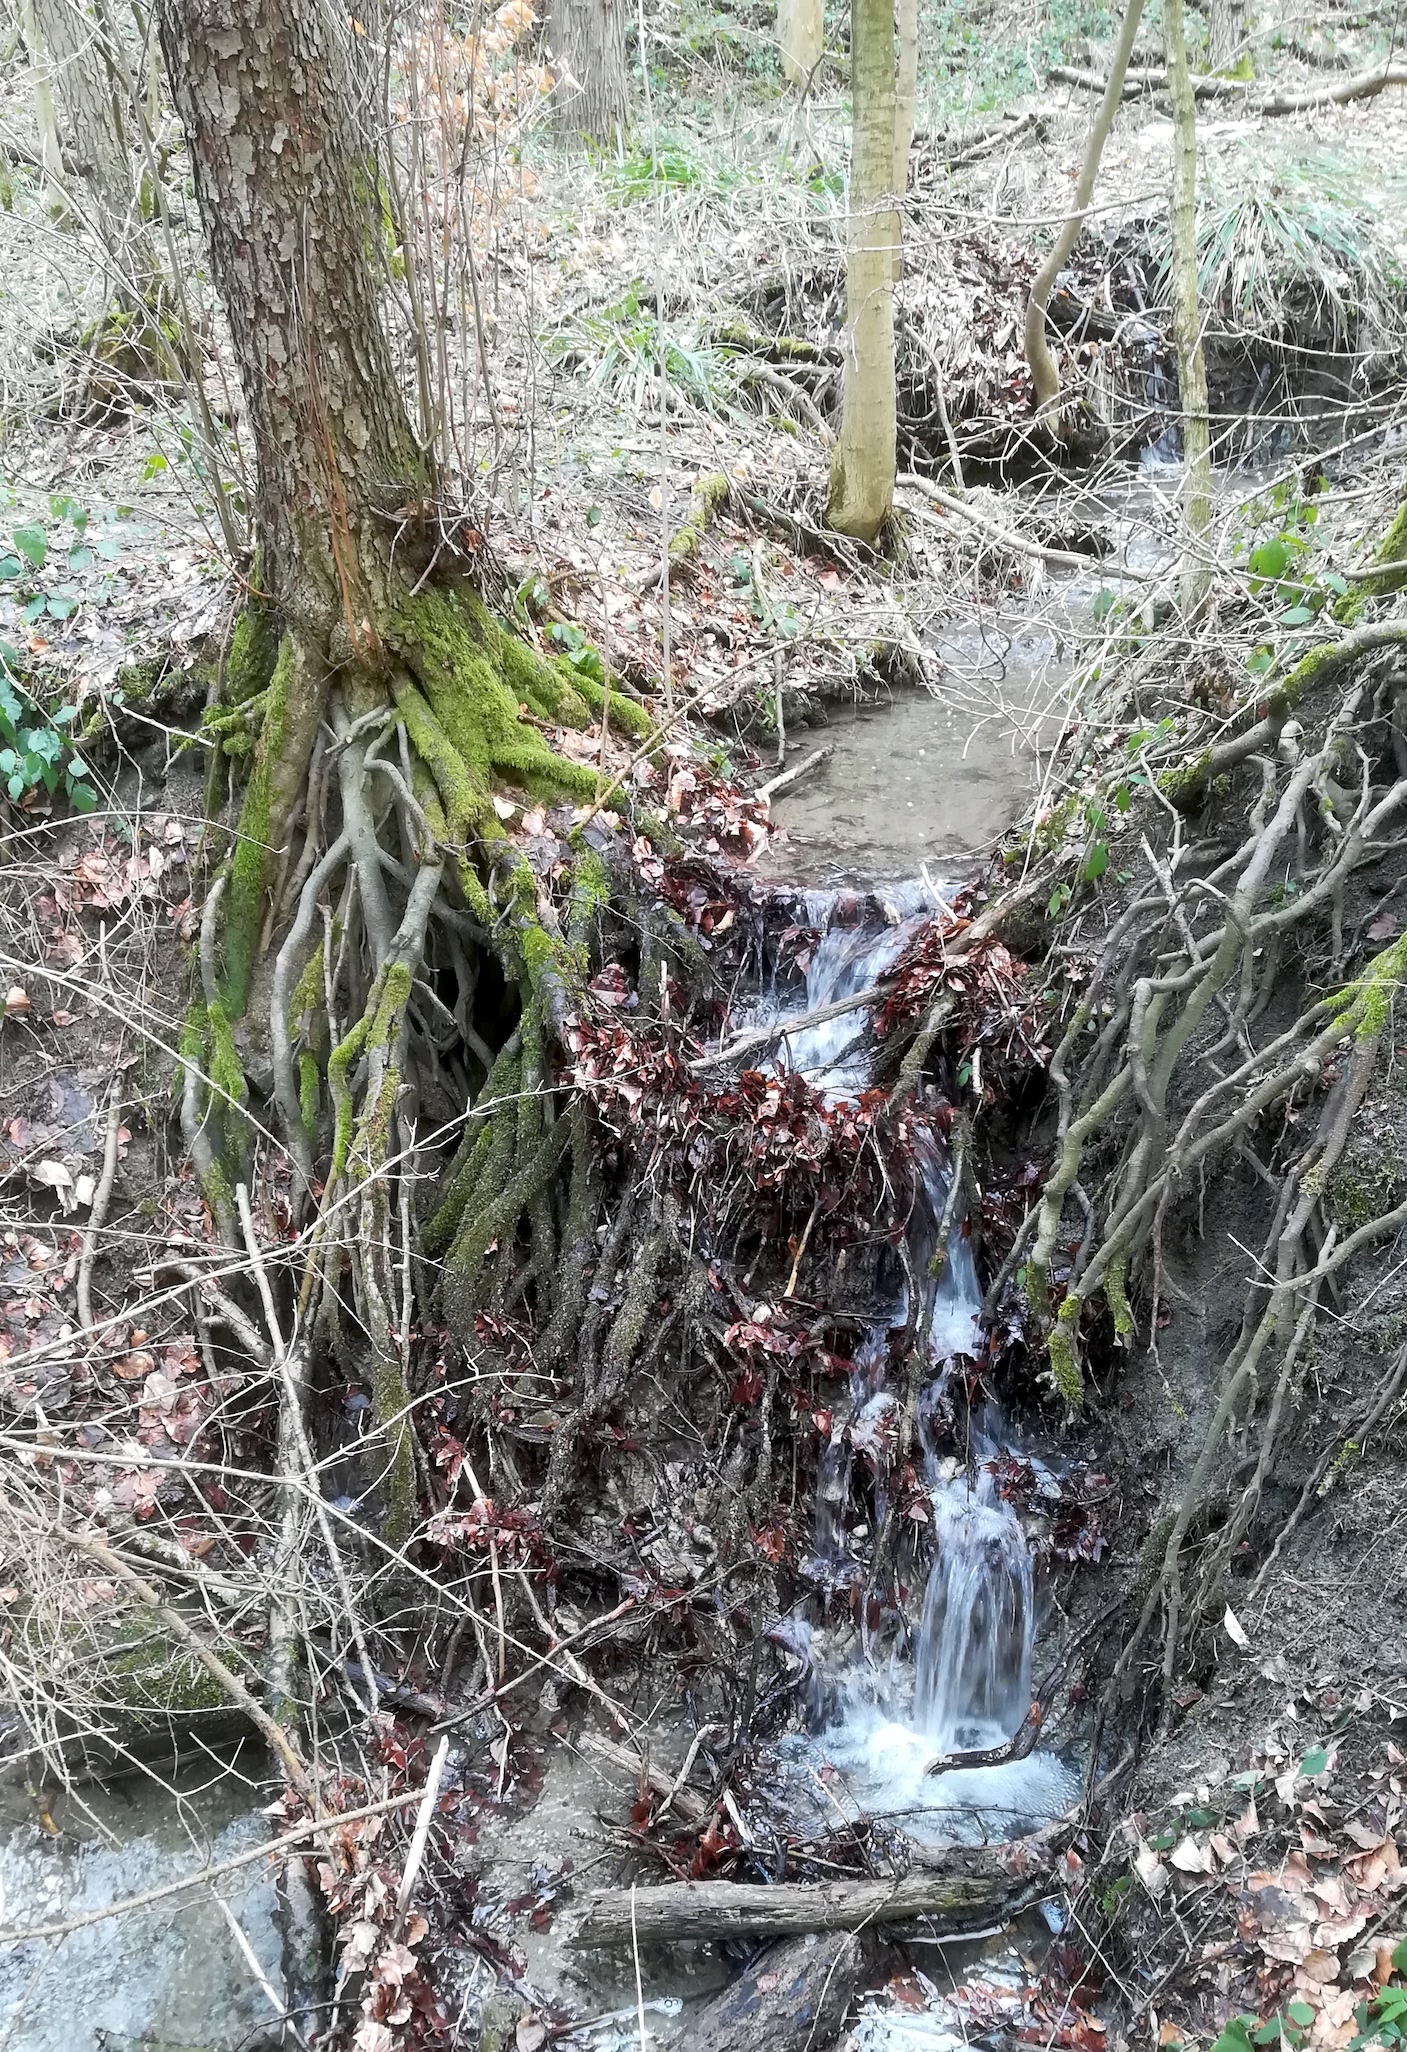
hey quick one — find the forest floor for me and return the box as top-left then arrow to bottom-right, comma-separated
4,8 -> 1407,2052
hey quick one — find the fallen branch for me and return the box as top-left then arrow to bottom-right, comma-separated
688,978 -> 894,1074
570,1855 -> 1047,1945
76,1080 -> 123,1331
935,108 -> 1042,170
925,1702 -> 1042,1776
685,1931 -> 864,2052
576,1726 -> 711,1828
898,474 -> 1159,583
756,743 -> 834,805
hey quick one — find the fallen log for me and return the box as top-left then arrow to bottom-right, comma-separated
687,1931 -> 866,2052
570,1849 -> 1051,1945
1049,56 -> 1407,112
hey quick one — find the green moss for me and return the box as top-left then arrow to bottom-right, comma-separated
368,960 -> 412,1052
298,1051 -> 320,1131
572,671 -> 654,741
1335,494 -> 1407,619
1134,1513 -> 1175,1597
1104,1254 -> 1134,1340
1157,747 -> 1213,808
1047,1295 -> 1083,1408
1328,930 -> 1407,1041
359,1067 -> 400,1170
394,587 -> 600,813
222,634 -> 293,1018
423,1045 -> 522,1253
328,1012 -> 372,1183
668,472 -> 730,569
288,939 -> 324,1033
225,602 -> 279,706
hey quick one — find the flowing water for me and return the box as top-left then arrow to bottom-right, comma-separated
755,885 -> 1077,1853
0,1770 -> 282,2051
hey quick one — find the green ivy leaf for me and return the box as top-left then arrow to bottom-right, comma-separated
67,778 -> 97,813
1280,605 -> 1315,627
1083,840 -> 1109,882
1288,2004 -> 1315,2029
1391,1937 -> 1407,1974
11,524 -> 47,570
1211,2019 -> 1258,2052
1299,1745 -> 1329,1777
1249,537 -> 1289,581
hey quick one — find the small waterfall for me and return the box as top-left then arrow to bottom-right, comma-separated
914,1475 -> 1033,1755
762,887 -> 1074,1842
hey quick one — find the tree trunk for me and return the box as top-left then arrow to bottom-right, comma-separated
19,0 -> 65,217
893,0 -> 917,219
778,0 -> 823,90
1022,0 -> 1145,418
1164,0 -> 1213,617
30,0 -> 171,325
826,0 -> 897,542
1208,0 -> 1248,75
548,0 -> 629,142
155,0 -> 648,1532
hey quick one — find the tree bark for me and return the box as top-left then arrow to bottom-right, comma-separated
893,0 -> 917,211
1023,0 -> 1146,417
778,0 -> 823,89
1207,0 -> 1247,75
548,0 -> 629,142
826,0 -> 897,542
156,0 -> 431,641
1164,0 -> 1212,617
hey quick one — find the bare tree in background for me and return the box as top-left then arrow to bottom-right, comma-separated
1023,0 -> 1145,419
28,0 -> 166,287
548,0 -> 629,141
1165,0 -> 1213,614
1208,0 -> 1248,76
18,0 -> 66,216
893,0 -> 917,241
827,0 -> 897,541
778,0 -> 823,89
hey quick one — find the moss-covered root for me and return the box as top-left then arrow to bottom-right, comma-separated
1047,1293 -> 1084,1410
1334,492 -> 1407,622
667,472 -> 730,572
219,624 -> 326,1019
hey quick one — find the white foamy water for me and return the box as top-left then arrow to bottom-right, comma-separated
756,887 -> 1076,1849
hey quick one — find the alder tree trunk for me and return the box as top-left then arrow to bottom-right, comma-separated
1164,0 -> 1213,616
548,0 -> 629,142
778,0 -> 823,90
826,0 -> 897,542
1022,0 -> 1145,419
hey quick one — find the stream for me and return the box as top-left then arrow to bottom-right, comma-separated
0,513 -> 1151,2049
